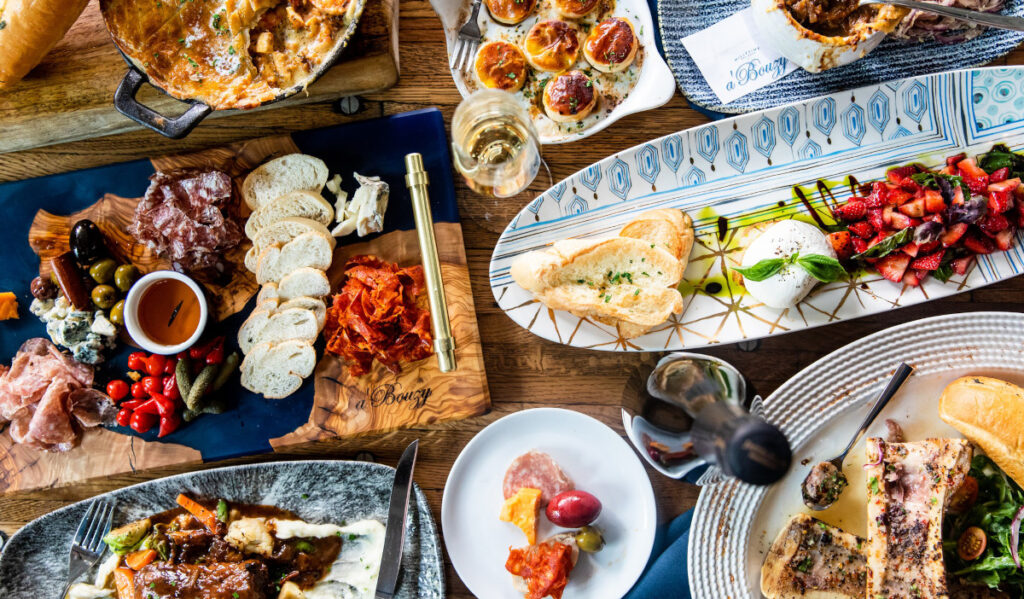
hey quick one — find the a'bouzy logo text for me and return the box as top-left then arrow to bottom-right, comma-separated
726,57 -> 789,92
369,383 -> 432,410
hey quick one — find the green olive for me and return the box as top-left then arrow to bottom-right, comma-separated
574,526 -> 604,553
88,258 -> 117,284
109,300 -> 125,326
113,264 -> 140,293
91,285 -> 118,310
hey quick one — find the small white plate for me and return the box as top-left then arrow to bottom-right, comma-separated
442,408 -> 658,599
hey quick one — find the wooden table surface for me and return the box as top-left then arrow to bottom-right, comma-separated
2,3 -> 1023,597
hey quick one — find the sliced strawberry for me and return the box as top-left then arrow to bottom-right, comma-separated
903,270 -> 922,287
1017,208 -> 1024,229
848,221 -> 875,239
827,231 -> 855,260
834,200 -> 867,221
910,251 -> 944,271
988,178 -> 1021,193
987,190 -> 1015,215
989,167 -> 1010,183
923,213 -> 945,224
902,242 -> 920,257
951,185 -> 966,206
890,212 -> 915,230
963,231 -> 997,254
868,208 -> 886,232
946,153 -> 967,168
979,213 -> 1011,236
940,223 -> 969,247
964,175 -> 991,196
876,253 -> 911,283
917,240 -> 940,254
888,188 -> 914,206
995,227 -> 1016,251
898,198 -> 926,218
952,255 -> 973,275
852,237 -> 869,254
923,189 -> 946,214
958,158 -> 989,178
887,165 -> 919,184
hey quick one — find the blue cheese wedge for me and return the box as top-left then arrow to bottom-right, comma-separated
331,173 -> 389,238
30,296 -> 117,364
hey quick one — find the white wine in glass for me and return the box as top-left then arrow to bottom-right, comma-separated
452,90 -> 541,198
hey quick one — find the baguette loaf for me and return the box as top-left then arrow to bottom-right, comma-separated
940,376 -> 1024,488
0,0 -> 89,89
510,209 -> 694,338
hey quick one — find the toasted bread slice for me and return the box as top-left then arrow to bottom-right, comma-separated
761,514 -> 866,599
255,296 -> 327,331
277,267 -> 330,300
240,340 -> 316,399
619,208 -> 695,261
244,217 -> 335,272
244,190 -> 334,239
255,231 -> 334,285
242,154 -> 328,211
238,307 -> 320,355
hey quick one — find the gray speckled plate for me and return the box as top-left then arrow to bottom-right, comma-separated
0,460 -> 444,599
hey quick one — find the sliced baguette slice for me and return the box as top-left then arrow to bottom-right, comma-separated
240,340 -> 316,399
277,267 -> 330,300
619,209 -> 695,261
253,296 -> 327,331
255,231 -> 334,285
245,190 -> 335,239
238,307 -> 320,355
512,237 -> 684,292
242,154 -> 328,211
245,217 -> 335,272
257,284 -> 279,305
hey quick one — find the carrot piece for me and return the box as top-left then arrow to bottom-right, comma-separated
175,493 -> 220,532
124,548 -> 157,571
113,567 -> 138,599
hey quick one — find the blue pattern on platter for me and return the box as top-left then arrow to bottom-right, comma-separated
657,0 -> 1024,113
0,109 -> 459,461
489,67 -> 1024,352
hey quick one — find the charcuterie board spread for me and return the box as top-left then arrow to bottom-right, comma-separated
0,109 -> 490,495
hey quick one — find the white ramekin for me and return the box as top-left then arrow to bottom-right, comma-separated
124,271 -> 208,356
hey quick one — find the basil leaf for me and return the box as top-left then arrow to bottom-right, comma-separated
910,172 -> 970,195
933,263 -> 953,283
796,254 -> 846,283
733,258 -> 786,282
851,228 -> 914,260
979,144 -> 1024,177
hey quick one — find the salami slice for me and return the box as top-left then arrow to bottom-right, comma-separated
503,450 -> 575,506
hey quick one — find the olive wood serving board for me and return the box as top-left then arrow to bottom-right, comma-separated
0,0 -> 399,154
1,109 -> 489,495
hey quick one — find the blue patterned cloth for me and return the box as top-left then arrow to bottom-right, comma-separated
624,509 -> 695,599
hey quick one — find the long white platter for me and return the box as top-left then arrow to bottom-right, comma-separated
490,67 -> 1024,351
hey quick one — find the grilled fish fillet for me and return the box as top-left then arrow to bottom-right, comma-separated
761,514 -> 866,598
864,438 -> 972,599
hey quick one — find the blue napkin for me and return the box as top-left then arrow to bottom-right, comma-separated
624,509 -> 695,599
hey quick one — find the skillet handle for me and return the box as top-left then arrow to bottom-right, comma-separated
113,68 -> 212,139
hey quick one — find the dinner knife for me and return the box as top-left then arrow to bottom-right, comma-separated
375,439 -> 419,599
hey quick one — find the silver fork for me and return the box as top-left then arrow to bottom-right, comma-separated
59,498 -> 115,599
450,0 -> 483,73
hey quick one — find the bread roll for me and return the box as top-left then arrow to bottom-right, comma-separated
0,0 -> 90,89
939,376 -> 1024,488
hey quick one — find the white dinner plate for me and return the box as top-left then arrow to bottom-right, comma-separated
442,408 -> 658,599
687,310 -> 1024,598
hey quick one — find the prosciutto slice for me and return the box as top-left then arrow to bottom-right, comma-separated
0,338 -> 110,452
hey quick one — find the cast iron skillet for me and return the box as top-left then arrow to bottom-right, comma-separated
103,0 -> 367,139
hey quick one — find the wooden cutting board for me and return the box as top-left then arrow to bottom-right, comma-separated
0,109 -> 490,495
0,0 -> 399,154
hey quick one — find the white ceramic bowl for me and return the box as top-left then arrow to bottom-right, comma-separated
751,0 -> 906,72
124,271 -> 208,356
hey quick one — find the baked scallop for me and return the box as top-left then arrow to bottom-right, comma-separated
552,0 -> 600,18
485,0 -> 538,25
583,17 -> 639,73
542,70 -> 598,123
523,20 -> 581,73
474,41 -> 528,92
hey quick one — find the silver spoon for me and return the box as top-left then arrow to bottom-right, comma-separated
861,0 -> 1024,32
801,362 -> 914,510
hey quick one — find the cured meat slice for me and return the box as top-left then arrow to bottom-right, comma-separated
69,388 -> 118,428
864,438 -> 972,598
503,451 -> 575,506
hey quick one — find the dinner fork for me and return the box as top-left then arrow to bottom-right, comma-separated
59,498 -> 115,599
451,0 -> 483,73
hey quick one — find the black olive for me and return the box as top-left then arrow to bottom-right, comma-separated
69,220 -> 107,266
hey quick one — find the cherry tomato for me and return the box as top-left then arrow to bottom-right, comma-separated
162,375 -> 180,401
130,381 -> 147,399
116,408 -> 132,428
957,526 -> 987,561
949,476 -> 979,514
144,355 -> 167,377
127,351 -> 147,371
129,410 -> 158,434
158,413 -> 181,438
176,351 -> 189,360
148,393 -> 176,417
163,358 -> 177,375
141,376 -> 161,397
106,380 -> 129,402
